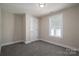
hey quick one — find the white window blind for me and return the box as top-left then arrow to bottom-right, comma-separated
49,13 -> 63,38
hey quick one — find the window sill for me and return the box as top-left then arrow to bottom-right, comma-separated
49,35 -> 63,39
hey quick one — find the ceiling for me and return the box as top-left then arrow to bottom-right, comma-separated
0,3 -> 78,17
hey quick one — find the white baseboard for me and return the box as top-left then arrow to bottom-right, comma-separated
1,38 -> 79,51
41,39 -> 79,51
24,39 -> 39,44
1,39 -> 39,46
24,41 -> 32,44
1,40 -> 24,47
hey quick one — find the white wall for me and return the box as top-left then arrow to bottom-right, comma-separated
1,10 -> 25,46
0,8 -> 2,52
25,14 -> 39,44
1,10 -> 15,46
14,14 -> 25,42
39,6 -> 79,51
1,9 -> 39,46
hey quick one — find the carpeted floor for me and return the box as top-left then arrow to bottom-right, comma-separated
0,40 -> 79,56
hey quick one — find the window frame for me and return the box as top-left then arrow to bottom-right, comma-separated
49,13 -> 63,38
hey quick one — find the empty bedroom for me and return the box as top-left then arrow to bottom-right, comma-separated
0,3 -> 79,56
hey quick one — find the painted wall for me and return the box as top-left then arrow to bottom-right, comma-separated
1,10 -> 15,46
39,6 -> 79,51
25,14 -> 39,44
1,9 -> 39,46
1,10 -> 25,46
0,8 -> 2,52
14,14 -> 26,42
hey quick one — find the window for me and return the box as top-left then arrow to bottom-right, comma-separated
49,13 -> 63,38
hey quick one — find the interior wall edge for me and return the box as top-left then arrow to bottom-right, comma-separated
0,46 -> 1,53
0,8 -> 2,53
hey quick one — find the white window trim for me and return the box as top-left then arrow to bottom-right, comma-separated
49,13 -> 63,39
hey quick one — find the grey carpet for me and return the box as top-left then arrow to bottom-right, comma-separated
0,40 -> 79,56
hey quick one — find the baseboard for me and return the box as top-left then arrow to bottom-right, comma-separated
24,41 -> 32,44
1,38 -> 79,51
40,39 -> 79,51
1,40 -> 24,47
1,39 -> 39,46
24,39 -> 39,44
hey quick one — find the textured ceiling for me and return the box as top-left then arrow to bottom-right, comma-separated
0,3 -> 78,17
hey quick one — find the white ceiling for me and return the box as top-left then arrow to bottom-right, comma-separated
0,3 -> 78,17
